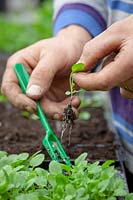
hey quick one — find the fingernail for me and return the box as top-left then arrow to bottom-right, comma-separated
76,60 -> 84,64
76,60 -> 81,64
25,106 -> 34,112
27,85 -> 42,96
53,113 -> 61,120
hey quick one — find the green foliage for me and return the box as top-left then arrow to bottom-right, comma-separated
0,0 -> 52,53
21,111 -> 39,120
0,91 -> 7,103
79,111 -> 91,120
79,90 -> 104,109
0,151 -> 131,200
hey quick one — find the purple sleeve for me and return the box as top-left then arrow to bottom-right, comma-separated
53,2 -> 107,37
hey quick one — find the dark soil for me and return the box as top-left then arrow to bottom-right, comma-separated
0,102 -> 118,160
0,54 -> 118,161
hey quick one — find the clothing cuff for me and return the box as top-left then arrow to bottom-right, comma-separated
53,8 -> 106,37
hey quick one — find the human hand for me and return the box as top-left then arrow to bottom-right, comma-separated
1,25 -> 91,119
72,15 -> 133,98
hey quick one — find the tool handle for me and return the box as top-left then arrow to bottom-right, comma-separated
14,63 -> 53,133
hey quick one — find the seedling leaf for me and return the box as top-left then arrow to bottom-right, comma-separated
79,111 -> 91,120
72,63 -> 85,73
49,160 -> 62,174
30,154 -> 44,167
75,152 -> 87,166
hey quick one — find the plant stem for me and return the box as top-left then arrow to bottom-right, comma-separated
69,72 -> 73,100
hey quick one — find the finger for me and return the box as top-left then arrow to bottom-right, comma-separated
119,78 -> 133,91
78,26 -> 122,70
40,96 -> 80,120
1,81 -> 36,112
120,78 -> 133,99
102,52 -> 116,68
1,47 -> 39,110
72,50 -> 132,91
26,55 -> 58,100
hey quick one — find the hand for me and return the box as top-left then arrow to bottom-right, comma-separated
72,15 -> 133,98
1,25 -> 91,119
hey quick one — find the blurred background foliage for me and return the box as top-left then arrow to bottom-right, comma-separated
0,0 -> 52,53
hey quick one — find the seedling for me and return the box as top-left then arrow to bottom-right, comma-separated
0,150 -> 132,199
62,63 -> 85,143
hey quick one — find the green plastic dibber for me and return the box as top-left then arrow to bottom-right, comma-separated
14,63 -> 72,166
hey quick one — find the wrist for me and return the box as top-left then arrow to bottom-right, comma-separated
56,25 -> 92,46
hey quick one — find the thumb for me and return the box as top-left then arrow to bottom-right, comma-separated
78,26 -> 121,70
26,58 -> 56,99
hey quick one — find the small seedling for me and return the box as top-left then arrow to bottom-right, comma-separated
0,91 -> 7,103
65,63 -> 85,98
62,63 -> 85,144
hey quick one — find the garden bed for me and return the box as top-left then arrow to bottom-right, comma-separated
0,102 -> 117,161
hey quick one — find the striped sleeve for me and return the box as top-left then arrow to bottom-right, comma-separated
53,0 -> 108,37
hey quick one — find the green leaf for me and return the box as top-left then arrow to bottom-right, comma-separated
0,92 -> 7,103
65,195 -> 73,200
125,193 -> 133,200
65,91 -> 71,96
11,153 -> 29,167
49,161 -> 62,174
21,111 -> 30,118
0,170 -> 8,194
15,193 -> 39,200
98,179 -> 110,192
75,153 -> 88,166
35,168 -> 48,177
115,188 -> 127,197
72,63 -> 85,73
61,163 -> 72,173
30,154 -> 44,167
65,183 -> 75,195
76,187 -> 85,197
79,111 -> 91,120
102,160 -> 115,169
56,174 -> 68,185
17,153 -> 29,161
0,151 -> 7,159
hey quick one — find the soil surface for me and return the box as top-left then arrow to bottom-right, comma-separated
0,102 -> 118,160
0,54 -> 118,161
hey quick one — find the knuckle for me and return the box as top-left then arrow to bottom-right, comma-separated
6,55 -> 18,68
6,50 -> 25,68
83,43 -> 91,55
